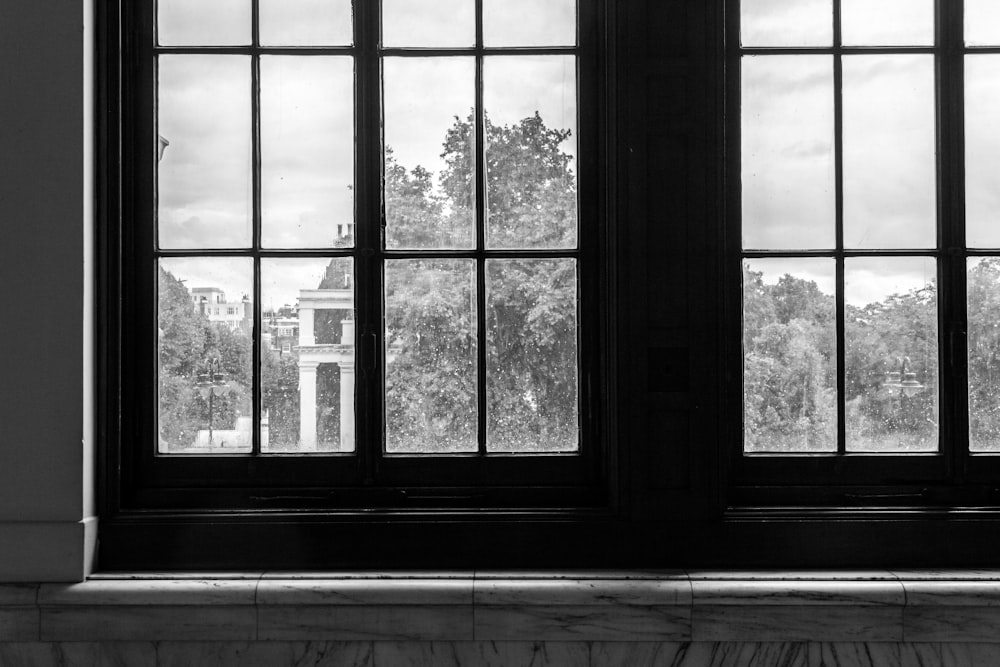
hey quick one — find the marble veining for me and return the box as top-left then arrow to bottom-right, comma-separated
903,606 -> 1000,643
155,641 -> 374,667
691,580 -> 905,606
692,605 -> 904,643
475,604 -> 690,642
686,571 -> 898,581
256,578 -> 473,606
40,605 -> 257,642
476,578 -> 691,607
901,580 -> 1000,607
258,605 -> 474,641
373,641 -> 589,667
0,642 -> 156,667
39,579 -> 258,606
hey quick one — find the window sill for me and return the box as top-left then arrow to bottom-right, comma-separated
2,571 -> 1000,643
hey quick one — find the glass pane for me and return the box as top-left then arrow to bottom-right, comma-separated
841,0 -> 933,46
487,259 -> 579,453
742,56 -> 835,250
969,258 -> 1000,452
261,258 -> 355,453
261,57 -> 355,249
157,0 -> 251,46
843,55 -> 936,249
385,260 -> 478,454
260,0 -> 353,46
845,257 -> 938,453
483,0 -> 575,47
384,57 -> 475,249
382,0 -> 474,48
158,258 -> 253,454
965,56 -> 1000,248
484,56 -> 577,249
966,0 -> 1000,46
158,56 -> 252,249
743,258 -> 837,453
741,0 -> 832,47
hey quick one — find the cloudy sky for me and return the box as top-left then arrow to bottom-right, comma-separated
156,0 -> 575,308
741,0 -> 1000,308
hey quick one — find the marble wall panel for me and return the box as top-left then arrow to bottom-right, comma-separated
256,578 -> 472,606
0,642 -> 156,667
258,605 -> 473,641
155,641 -> 373,667
904,606 -> 1000,643
0,607 -> 39,641
475,579 -> 691,606
39,605 -> 257,641
474,605 -> 690,642
372,641 -> 589,667
692,605 -> 903,643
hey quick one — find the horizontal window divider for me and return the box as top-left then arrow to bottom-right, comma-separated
738,46 -> 938,55
379,47 -> 578,56
154,249 -> 358,257
740,249 -> 943,257
153,47 -> 358,55
382,249 -> 580,259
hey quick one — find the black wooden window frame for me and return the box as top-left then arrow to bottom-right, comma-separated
98,0 -> 616,549
725,0 -> 1000,507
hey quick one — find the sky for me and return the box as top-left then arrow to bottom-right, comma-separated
741,0 -> 1000,309
156,0 -> 575,308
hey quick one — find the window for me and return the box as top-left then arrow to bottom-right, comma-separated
731,0 -> 1000,503
100,0 -> 612,567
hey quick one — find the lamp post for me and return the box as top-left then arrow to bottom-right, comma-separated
196,358 -> 226,445
884,356 -> 924,430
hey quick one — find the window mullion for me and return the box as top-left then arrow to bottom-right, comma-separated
250,0 -> 263,456
938,0 -> 969,476
833,0 -> 846,455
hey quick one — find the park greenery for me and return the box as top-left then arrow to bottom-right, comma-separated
159,111 -> 579,453
744,258 -> 1000,453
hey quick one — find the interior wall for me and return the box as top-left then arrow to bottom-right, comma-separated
0,0 -> 96,582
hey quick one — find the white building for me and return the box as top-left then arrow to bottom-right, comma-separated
190,287 -> 252,332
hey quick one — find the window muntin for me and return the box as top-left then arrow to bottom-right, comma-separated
738,1 -> 1000,464
738,2 -> 940,455
149,1 -> 586,478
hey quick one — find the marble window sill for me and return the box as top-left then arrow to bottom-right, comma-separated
2,571 -> 1000,643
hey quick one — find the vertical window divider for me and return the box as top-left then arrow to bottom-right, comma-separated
833,0 -> 846,455
358,0 -> 379,482
475,0 -> 488,456
251,0 -> 262,457
938,0 -> 968,475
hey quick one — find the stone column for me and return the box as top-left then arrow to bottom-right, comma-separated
298,306 -> 314,346
299,361 -> 318,451
339,361 -> 355,452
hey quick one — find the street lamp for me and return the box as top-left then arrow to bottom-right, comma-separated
884,356 -> 924,430
196,358 -> 227,446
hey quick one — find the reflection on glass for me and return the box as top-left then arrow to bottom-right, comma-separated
965,56 -> 1000,248
968,258 -> 1000,452
483,0 -> 575,47
261,258 -> 355,453
742,56 -> 834,250
158,56 -> 252,250
261,57 -> 354,249
843,55 -> 935,249
741,0 -> 831,47
383,58 -> 475,249
841,0 -> 933,46
845,257 -> 938,452
385,260 -> 478,453
260,0 -> 353,46
743,258 -> 837,453
158,0 -> 251,45
158,258 -> 253,454
484,56 -> 577,249
382,0 -> 474,47
487,259 -> 579,453
966,0 -> 1000,46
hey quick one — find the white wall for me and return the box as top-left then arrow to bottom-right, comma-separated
0,0 -> 95,581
